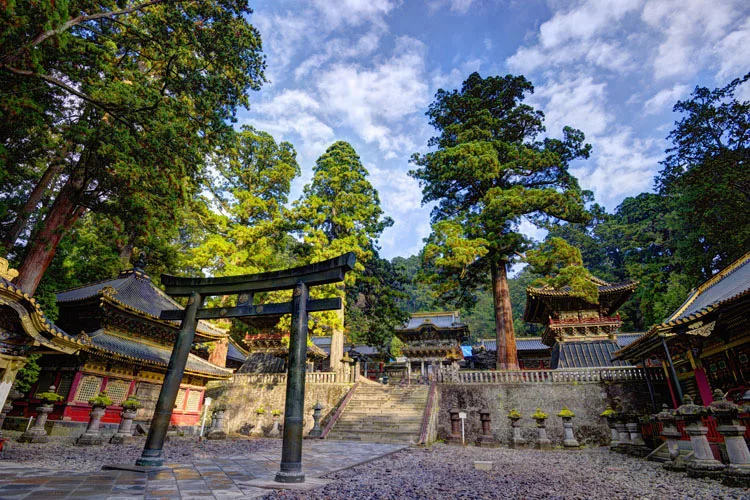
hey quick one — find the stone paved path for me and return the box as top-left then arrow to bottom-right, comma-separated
0,440 -> 405,499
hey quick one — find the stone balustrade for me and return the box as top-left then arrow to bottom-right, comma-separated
229,371 -> 341,385
438,367 -> 661,384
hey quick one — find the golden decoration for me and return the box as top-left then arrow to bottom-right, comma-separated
0,258 -> 19,281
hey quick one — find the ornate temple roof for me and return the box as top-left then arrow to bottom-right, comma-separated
524,276 -> 638,324
474,333 -> 643,355
613,251 -> 750,362
81,329 -> 232,378
398,311 -> 465,331
227,337 -> 249,365
552,340 -> 631,368
56,268 -> 226,339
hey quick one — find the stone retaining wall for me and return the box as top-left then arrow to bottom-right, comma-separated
437,380 -> 666,446
205,379 -> 352,436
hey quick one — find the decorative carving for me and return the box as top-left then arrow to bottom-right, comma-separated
0,258 -> 19,281
686,321 -> 715,337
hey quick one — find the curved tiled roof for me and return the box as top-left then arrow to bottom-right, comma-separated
84,329 -> 232,378
665,252 -> 750,326
56,269 -> 226,339
552,340 -> 631,368
398,311 -> 466,331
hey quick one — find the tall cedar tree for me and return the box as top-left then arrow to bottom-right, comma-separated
294,141 -> 394,334
0,1 -> 265,295
656,73 -> 750,281
410,73 -> 591,369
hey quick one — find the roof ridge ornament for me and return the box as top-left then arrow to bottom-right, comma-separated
0,257 -> 19,281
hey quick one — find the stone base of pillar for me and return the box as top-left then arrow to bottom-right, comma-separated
110,434 -> 135,445
18,429 -> 49,443
686,459 -> 725,479
608,441 -> 620,451
206,430 -> 227,440
563,438 -> 580,448
627,444 -> 651,457
536,438 -> 552,450
475,435 -> 499,448
722,464 -> 750,488
76,432 -> 104,446
446,435 -> 464,446
510,437 -> 527,448
663,454 -> 689,472
615,442 -> 631,454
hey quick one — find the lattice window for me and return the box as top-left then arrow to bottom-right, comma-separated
56,373 -> 74,399
174,388 -> 187,410
74,375 -> 103,402
105,379 -> 131,405
34,372 -> 57,397
185,390 -> 202,412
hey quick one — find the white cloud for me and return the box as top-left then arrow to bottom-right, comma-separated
642,0 -> 742,79
428,0 -> 478,15
538,0 -> 643,49
311,0 -> 397,28
714,18 -> 750,80
642,84 -> 689,115
572,128 -> 663,207
316,37 -> 430,155
534,76 -> 613,136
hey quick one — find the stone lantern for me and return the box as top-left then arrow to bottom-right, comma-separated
308,402 -> 324,438
708,389 -> 750,487
77,391 -> 112,445
600,406 -> 619,450
676,394 -> 724,479
531,408 -> 551,450
625,411 -> 650,457
614,409 -> 631,453
207,406 -> 227,440
655,404 -> 684,471
475,408 -> 498,447
251,407 -> 266,437
111,396 -> 142,444
557,407 -> 579,448
446,408 -> 463,446
507,409 -> 526,448
19,386 -> 61,443
269,410 -> 282,438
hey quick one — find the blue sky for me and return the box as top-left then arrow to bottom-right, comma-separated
238,0 -> 750,259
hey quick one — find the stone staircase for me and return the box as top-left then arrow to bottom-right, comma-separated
326,385 -> 429,444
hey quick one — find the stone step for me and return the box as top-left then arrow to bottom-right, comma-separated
327,433 -> 418,444
333,425 -> 421,433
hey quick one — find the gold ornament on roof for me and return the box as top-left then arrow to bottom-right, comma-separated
0,258 -> 19,281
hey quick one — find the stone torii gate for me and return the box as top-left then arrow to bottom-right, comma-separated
135,253 -> 355,484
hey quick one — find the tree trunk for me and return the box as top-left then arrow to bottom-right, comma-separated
490,259 -> 518,370
15,177 -> 85,295
2,163 -> 63,252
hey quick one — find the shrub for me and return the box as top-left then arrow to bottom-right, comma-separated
89,391 -> 113,407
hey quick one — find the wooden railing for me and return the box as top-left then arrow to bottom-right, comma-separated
418,381 -> 439,445
438,367 -> 663,384
230,372 -> 340,385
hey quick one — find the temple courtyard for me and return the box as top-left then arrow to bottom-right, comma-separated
0,435 -> 747,499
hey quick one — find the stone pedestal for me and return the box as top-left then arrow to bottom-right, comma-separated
251,413 -> 265,437
207,410 -> 227,440
614,419 -> 631,453
475,409 -> 498,447
626,419 -> 650,457
561,417 -> 579,448
534,419 -> 551,450
269,416 -> 281,438
446,408 -> 463,446
0,401 -> 12,437
677,396 -> 724,479
656,405 -> 684,470
18,405 -> 53,443
709,390 -> 750,487
77,406 -> 106,445
111,409 -> 137,444
604,415 -> 619,450
307,403 -> 323,438
509,418 -> 526,448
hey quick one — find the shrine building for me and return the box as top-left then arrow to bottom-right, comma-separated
523,276 -> 639,368
9,264 -> 233,431
394,311 -> 469,379
613,251 -> 749,406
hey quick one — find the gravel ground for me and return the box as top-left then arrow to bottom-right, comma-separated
261,445 -> 750,500
0,431 -> 276,471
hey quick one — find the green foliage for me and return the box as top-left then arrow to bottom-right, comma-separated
346,254 -> 410,355
121,396 -> 142,410
391,255 -> 437,313
390,336 -> 404,358
600,406 -> 616,417
37,390 -> 64,404
507,409 -> 522,419
526,237 -> 599,304
531,408 -> 548,420
255,406 -> 265,415
0,0 -> 266,294
13,354 -> 41,395
271,409 -> 281,416
410,73 -> 591,363
557,406 -> 575,418
89,391 -> 113,407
